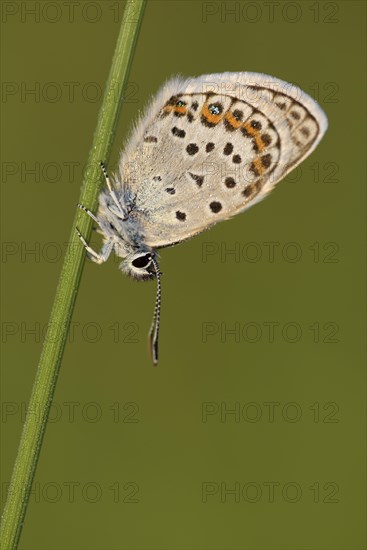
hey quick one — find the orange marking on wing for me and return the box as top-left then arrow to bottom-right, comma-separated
253,157 -> 265,176
225,111 -> 243,130
173,106 -> 187,115
242,122 -> 266,152
163,105 -> 187,115
254,135 -> 265,152
242,122 -> 257,136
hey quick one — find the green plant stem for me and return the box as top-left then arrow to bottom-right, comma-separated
0,2 -> 146,548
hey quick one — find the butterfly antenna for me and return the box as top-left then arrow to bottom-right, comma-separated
149,256 -> 161,366
100,161 -> 127,220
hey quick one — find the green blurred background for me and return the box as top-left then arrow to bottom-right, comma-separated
1,1 -> 366,548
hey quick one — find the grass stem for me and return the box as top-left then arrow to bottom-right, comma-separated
0,1 -> 146,547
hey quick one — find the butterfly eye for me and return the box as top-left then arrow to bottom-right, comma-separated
176,100 -> 185,107
132,253 -> 151,268
208,103 -> 222,115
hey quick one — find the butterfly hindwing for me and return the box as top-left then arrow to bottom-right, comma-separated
115,72 -> 328,248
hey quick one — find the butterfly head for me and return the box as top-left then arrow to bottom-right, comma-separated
121,249 -> 158,281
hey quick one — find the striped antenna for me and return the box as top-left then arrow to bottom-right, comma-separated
148,256 -> 162,366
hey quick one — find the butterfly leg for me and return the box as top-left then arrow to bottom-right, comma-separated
75,228 -> 114,264
77,203 -> 100,224
100,161 -> 128,220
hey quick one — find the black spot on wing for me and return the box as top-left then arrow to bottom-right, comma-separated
233,109 -> 243,121
176,211 -> 186,221
188,172 -> 204,187
171,126 -> 186,138
210,201 -> 222,213
223,143 -> 234,155
276,102 -> 286,110
186,143 -> 199,155
261,133 -> 272,146
208,103 -> 223,115
225,177 -> 236,188
251,120 -> 262,130
261,154 -> 272,168
290,110 -> 301,120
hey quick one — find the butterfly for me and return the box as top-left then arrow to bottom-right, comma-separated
76,72 -> 328,365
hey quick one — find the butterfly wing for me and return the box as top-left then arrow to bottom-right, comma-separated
115,72 -> 328,249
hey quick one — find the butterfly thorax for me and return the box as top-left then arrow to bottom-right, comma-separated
97,188 -> 157,280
